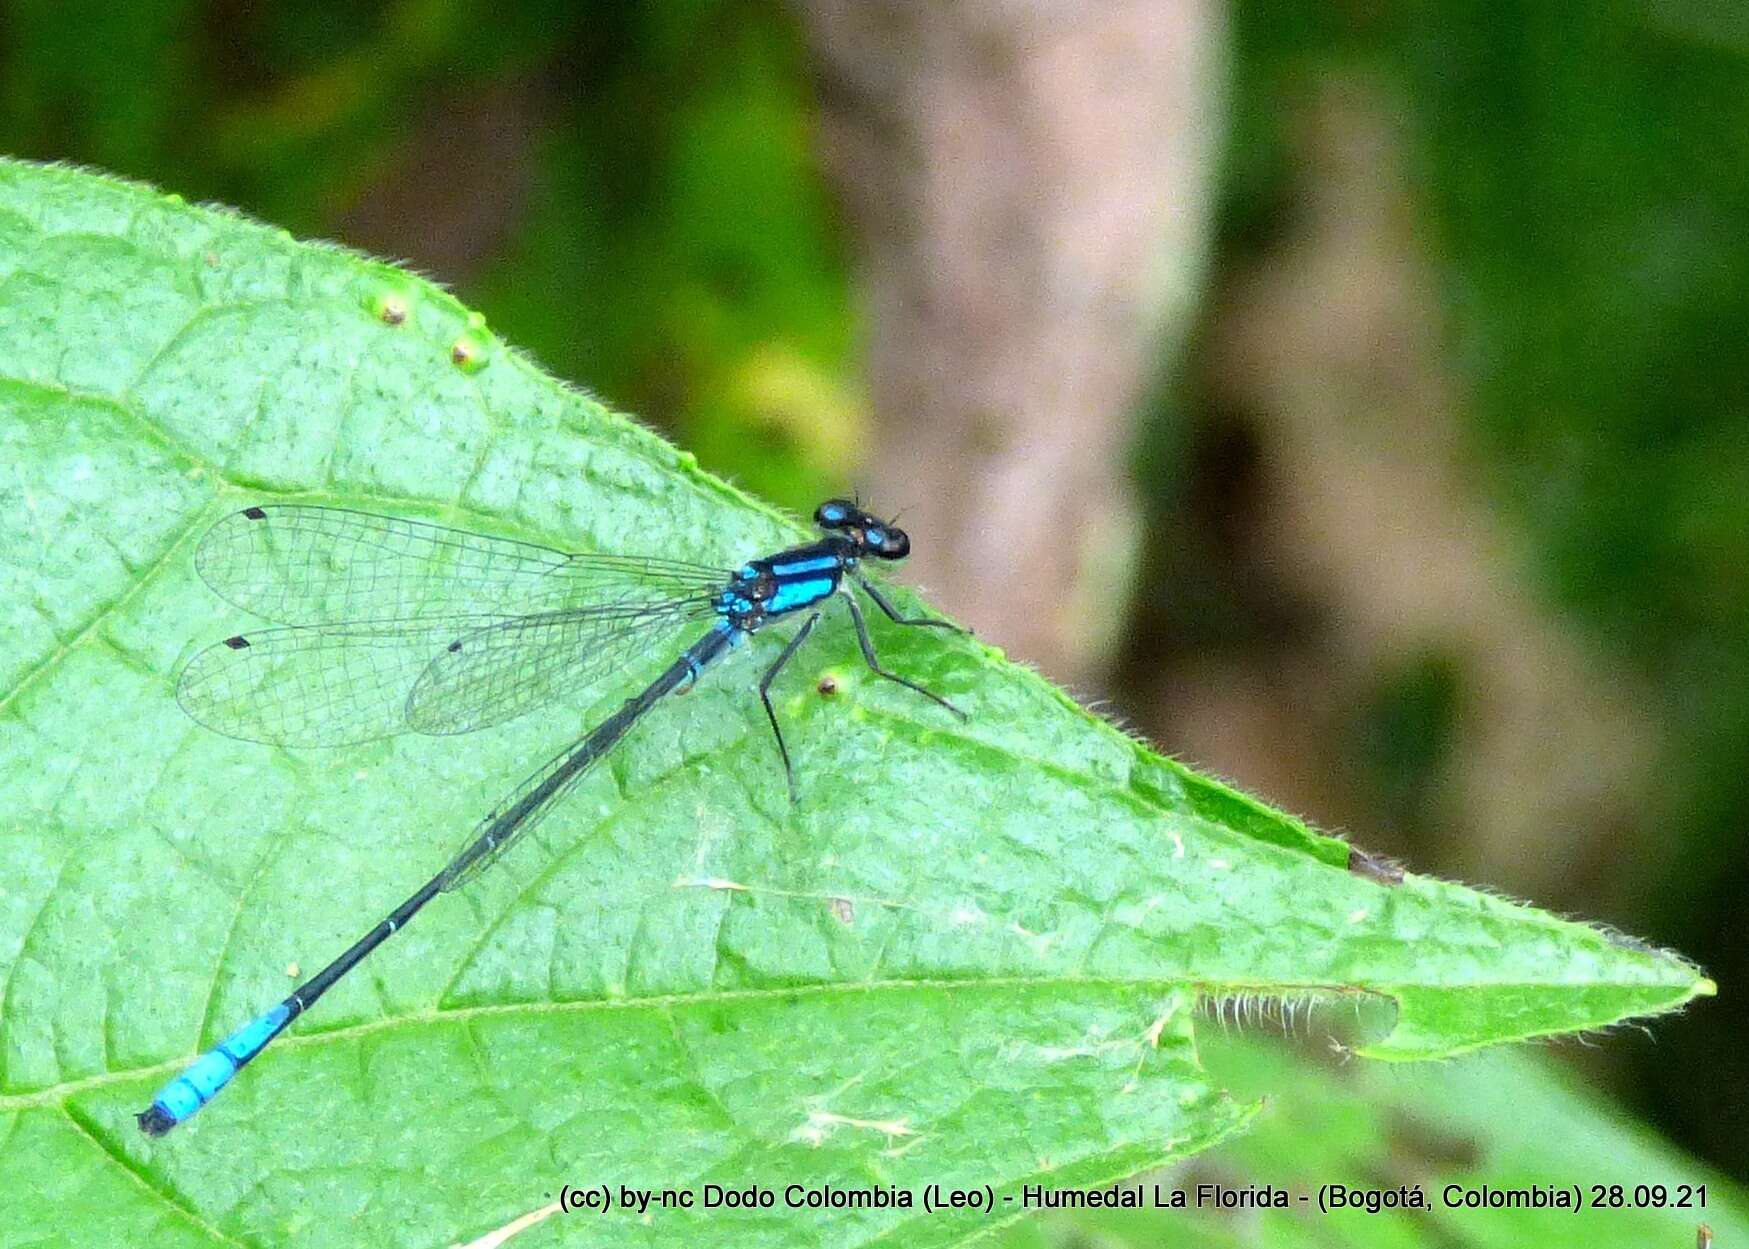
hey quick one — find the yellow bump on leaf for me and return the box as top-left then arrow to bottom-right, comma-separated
450,334 -> 491,372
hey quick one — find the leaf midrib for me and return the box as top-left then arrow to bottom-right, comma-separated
2,959 -> 1700,1119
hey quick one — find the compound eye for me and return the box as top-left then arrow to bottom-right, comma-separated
880,529 -> 910,559
815,499 -> 853,529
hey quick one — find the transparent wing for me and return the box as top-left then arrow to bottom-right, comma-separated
406,598 -> 717,736
178,599 -> 715,747
437,731 -> 609,891
177,620 -> 499,746
193,504 -> 730,626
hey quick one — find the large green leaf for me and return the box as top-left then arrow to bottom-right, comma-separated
0,158 -> 1712,1248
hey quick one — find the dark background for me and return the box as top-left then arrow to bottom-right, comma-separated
7,0 -> 1744,1183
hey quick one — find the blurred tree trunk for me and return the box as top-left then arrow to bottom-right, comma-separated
799,0 -> 1224,681
1170,78 -> 1659,910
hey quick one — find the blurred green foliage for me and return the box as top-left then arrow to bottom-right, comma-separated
1223,0 -> 1749,1176
467,3 -> 859,507
1355,650 -> 1463,834
0,0 -> 858,508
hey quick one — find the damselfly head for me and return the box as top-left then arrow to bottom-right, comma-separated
814,498 -> 910,560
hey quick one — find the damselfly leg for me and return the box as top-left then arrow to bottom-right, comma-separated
844,591 -> 966,722
758,610 -> 820,803
854,573 -> 970,634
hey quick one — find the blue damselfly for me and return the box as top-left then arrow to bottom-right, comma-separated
137,499 -> 962,1135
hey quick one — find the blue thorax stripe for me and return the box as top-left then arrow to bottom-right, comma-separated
769,577 -> 835,613
770,555 -> 841,577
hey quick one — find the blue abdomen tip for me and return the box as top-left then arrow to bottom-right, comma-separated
136,1003 -> 293,1136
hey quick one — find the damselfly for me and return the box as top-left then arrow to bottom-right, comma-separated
137,499 -> 962,1136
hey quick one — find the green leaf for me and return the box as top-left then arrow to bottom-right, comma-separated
996,1035 -> 1749,1247
0,158 -> 1712,1247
